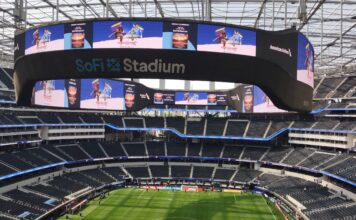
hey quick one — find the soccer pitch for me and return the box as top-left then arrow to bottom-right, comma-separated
60,188 -> 287,220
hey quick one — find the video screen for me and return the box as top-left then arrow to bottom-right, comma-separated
207,92 -> 227,105
175,92 -> 208,105
80,78 -> 125,110
197,24 -> 256,56
25,24 -> 64,55
65,79 -> 81,108
93,21 -> 163,49
33,80 -> 66,107
253,86 -> 286,113
64,22 -> 93,49
242,85 -> 254,113
154,92 -> 175,105
124,82 -> 137,110
297,33 -> 314,88
163,22 -> 197,50
31,79 -> 291,113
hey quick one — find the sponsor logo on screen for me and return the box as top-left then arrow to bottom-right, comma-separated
75,58 -> 185,74
230,93 -> 240,101
269,45 -> 292,57
123,58 -> 185,74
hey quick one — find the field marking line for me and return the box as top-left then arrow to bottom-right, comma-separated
233,193 -> 237,203
137,190 -> 145,200
266,201 -> 277,220
154,217 -> 198,220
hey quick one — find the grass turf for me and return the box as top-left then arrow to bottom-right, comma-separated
59,188 -> 287,220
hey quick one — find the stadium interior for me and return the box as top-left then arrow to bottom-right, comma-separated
0,0 -> 355,220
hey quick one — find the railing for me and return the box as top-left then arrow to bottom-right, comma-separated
0,156 -> 355,188
0,123 -> 354,142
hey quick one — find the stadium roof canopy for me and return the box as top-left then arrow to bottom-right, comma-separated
0,0 -> 355,76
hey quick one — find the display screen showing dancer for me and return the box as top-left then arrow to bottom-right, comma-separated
93,21 -> 163,49
80,78 -> 125,110
25,24 -> 64,55
33,80 -> 66,107
175,92 -> 208,105
197,24 -> 256,56
252,86 -> 286,113
297,33 -> 314,88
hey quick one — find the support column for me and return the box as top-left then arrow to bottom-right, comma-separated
320,4 -> 323,63
205,0 -> 211,21
284,0 -> 287,28
272,0 -> 275,31
159,79 -> 165,90
129,0 -> 133,17
56,0 -> 59,21
184,81 -> 190,90
106,0 -> 109,17
340,0 -> 343,70
209,81 -> 215,91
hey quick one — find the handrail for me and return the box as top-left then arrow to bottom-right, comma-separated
0,156 -> 354,187
0,122 -> 354,142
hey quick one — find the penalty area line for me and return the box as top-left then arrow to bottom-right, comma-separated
266,201 -> 277,220
233,193 -> 237,203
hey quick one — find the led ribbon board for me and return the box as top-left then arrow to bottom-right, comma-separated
14,18 -> 314,112
29,78 -> 288,113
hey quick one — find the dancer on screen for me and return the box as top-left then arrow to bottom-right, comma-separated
32,29 -> 40,48
230,31 -> 243,47
102,82 -> 112,101
91,79 -> 101,103
305,43 -> 313,79
109,22 -> 125,44
214,27 -> 228,48
128,24 -> 144,41
41,80 -> 54,97
41,28 -> 52,46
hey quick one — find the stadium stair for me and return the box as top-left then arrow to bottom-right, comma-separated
119,143 -> 129,157
97,143 -> 109,157
100,168 -> 119,182
263,121 -> 272,138
243,121 -> 250,137
19,187 -> 54,200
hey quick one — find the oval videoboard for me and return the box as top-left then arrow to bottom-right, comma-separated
13,18 -> 315,112
30,78 -> 287,113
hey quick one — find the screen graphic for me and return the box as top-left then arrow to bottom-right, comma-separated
197,24 -> 256,56
80,78 -> 125,110
242,85 -> 254,113
175,92 -> 208,105
207,92 -> 227,105
25,24 -> 64,55
297,33 -> 314,88
93,21 -> 163,49
17,19 -> 314,112
253,86 -> 286,113
64,22 -> 93,49
154,92 -> 175,105
163,22 -> 197,50
34,80 -> 66,107
32,79 -> 292,113
65,79 -> 81,108
124,83 -> 137,110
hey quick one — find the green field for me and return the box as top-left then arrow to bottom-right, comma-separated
60,188 -> 286,220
